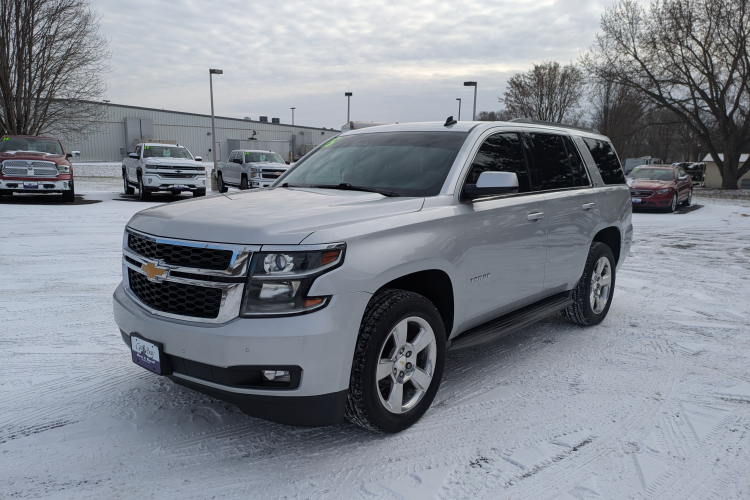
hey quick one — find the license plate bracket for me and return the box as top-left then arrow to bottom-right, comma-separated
24,182 -> 38,189
130,333 -> 171,375
632,198 -> 641,204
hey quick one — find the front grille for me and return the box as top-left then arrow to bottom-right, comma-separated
2,167 -> 27,175
128,269 -> 222,319
32,168 -> 58,177
2,160 -> 58,177
128,232 -> 233,270
3,160 -> 28,168
631,189 -> 654,197
261,171 -> 285,179
159,173 -> 196,178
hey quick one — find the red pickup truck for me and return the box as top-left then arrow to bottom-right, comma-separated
0,135 -> 80,202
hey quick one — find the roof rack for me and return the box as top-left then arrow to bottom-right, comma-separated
509,118 -> 600,135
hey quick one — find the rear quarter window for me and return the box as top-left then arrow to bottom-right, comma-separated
582,138 -> 626,185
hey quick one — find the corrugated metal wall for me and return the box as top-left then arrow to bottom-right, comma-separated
62,103 -> 339,162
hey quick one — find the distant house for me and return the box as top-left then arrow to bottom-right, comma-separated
701,153 -> 750,188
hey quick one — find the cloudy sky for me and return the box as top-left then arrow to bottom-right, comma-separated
95,0 -> 613,129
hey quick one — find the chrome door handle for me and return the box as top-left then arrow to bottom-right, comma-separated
526,212 -> 545,221
582,203 -> 596,211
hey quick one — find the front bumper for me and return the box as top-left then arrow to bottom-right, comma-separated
113,283 -> 371,425
630,191 -> 673,208
141,172 -> 206,192
0,176 -> 72,192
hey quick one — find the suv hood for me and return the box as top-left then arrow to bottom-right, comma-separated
142,157 -> 201,167
127,187 -> 425,245
0,151 -> 69,166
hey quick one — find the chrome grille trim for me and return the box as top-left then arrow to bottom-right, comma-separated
122,228 -> 260,324
630,189 -> 654,198
2,159 -> 59,177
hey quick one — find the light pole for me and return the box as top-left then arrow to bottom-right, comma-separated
463,81 -> 477,121
345,92 -> 352,123
290,107 -> 295,125
456,98 -> 462,121
209,69 -> 223,175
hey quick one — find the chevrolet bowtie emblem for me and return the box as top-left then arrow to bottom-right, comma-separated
141,262 -> 166,279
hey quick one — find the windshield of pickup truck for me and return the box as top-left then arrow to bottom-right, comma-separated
627,167 -> 674,181
0,137 -> 63,155
245,152 -> 284,163
142,146 -> 193,159
280,131 -> 468,197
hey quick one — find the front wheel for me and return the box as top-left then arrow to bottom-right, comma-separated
240,175 -> 248,190
668,193 -> 678,212
345,289 -> 446,433
564,242 -> 616,326
217,173 -> 228,193
682,188 -> 692,207
123,175 -> 134,195
62,182 -> 75,203
138,175 -> 151,200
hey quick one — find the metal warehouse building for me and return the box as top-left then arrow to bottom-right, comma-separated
64,102 -> 340,163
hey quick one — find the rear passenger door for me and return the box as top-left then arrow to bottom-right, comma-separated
525,132 -> 599,293
458,132 -> 548,323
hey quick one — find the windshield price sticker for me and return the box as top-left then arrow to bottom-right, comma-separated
321,137 -> 343,149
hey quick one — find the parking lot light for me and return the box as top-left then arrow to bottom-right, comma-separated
463,81 -> 477,121
209,69 -> 223,174
345,92 -> 353,123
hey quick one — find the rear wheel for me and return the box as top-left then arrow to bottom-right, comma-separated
668,193 -> 678,212
217,172 -> 228,193
138,175 -> 151,200
345,289 -> 446,433
240,175 -> 248,190
564,242 -> 615,326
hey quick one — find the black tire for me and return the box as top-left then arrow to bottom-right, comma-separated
240,175 -> 248,190
192,190 -> 205,197
345,289 -> 446,433
62,181 -> 75,203
138,175 -> 151,200
667,193 -> 678,212
563,242 -> 616,326
682,188 -> 692,207
123,174 -> 134,195
170,190 -> 182,196
217,173 -> 228,193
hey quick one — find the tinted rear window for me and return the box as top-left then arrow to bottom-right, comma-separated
529,133 -> 575,190
582,138 -> 626,185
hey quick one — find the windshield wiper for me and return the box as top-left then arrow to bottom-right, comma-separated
282,183 -> 401,197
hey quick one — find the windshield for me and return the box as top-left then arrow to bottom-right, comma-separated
627,168 -> 674,181
143,145 -> 193,159
280,131 -> 468,197
0,137 -> 63,155
245,151 -> 284,164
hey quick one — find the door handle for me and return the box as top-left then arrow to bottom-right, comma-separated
582,203 -> 596,211
526,212 -> 545,221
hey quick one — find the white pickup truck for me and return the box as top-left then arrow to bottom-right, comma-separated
122,143 -> 206,200
215,149 -> 289,191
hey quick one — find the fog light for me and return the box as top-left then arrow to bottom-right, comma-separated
147,178 -> 153,184
262,370 -> 291,382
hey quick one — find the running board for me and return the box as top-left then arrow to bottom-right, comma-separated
449,292 -> 573,351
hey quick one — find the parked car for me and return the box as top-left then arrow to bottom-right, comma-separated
113,120 -> 632,432
0,135 -> 80,202
122,143 -> 206,200
626,165 -> 693,211
215,149 -> 289,192
684,162 -> 706,183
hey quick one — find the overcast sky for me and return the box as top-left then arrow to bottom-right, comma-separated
95,0 -> 613,129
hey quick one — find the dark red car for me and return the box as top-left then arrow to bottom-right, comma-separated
0,135 -> 79,202
626,164 -> 693,212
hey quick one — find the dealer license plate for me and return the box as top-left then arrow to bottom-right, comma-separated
632,198 -> 641,204
131,335 -> 162,374
23,182 -> 38,189
172,185 -> 188,190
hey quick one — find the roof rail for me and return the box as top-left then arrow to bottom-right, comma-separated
509,117 -> 600,135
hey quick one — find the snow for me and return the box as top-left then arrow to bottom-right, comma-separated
1,185 -> 750,499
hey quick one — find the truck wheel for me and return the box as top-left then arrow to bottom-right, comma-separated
682,188 -> 692,207
240,175 -> 249,190
564,242 -> 616,326
217,173 -> 228,193
138,175 -> 151,200
123,175 -> 134,195
62,181 -> 75,203
346,289 -> 446,433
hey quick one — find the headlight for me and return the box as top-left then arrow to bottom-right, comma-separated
56,165 -> 70,174
250,167 -> 260,174
656,188 -> 670,194
198,166 -> 205,171
145,164 -> 158,170
240,243 -> 345,317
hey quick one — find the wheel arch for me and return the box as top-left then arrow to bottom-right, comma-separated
592,226 -> 621,266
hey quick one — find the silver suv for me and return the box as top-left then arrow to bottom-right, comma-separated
114,120 -> 632,432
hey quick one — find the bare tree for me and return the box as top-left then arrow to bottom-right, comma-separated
476,109 -> 514,122
583,0 -> 750,189
0,0 -> 109,139
498,61 -> 585,125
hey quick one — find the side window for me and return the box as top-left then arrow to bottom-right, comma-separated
562,136 -> 590,186
678,168 -> 687,178
581,138 -> 626,185
464,132 -> 531,196
229,151 -> 237,161
134,145 -> 141,157
529,133 -> 575,190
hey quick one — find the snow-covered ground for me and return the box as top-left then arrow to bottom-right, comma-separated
1,182 -> 749,499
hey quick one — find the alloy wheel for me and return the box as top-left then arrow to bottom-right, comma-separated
376,316 -> 437,414
589,256 -> 612,314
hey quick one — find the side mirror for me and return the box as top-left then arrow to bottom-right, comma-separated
678,175 -> 688,180
232,158 -> 242,164
71,151 -> 81,157
128,153 -> 139,159
463,171 -> 519,200
194,156 -> 202,162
